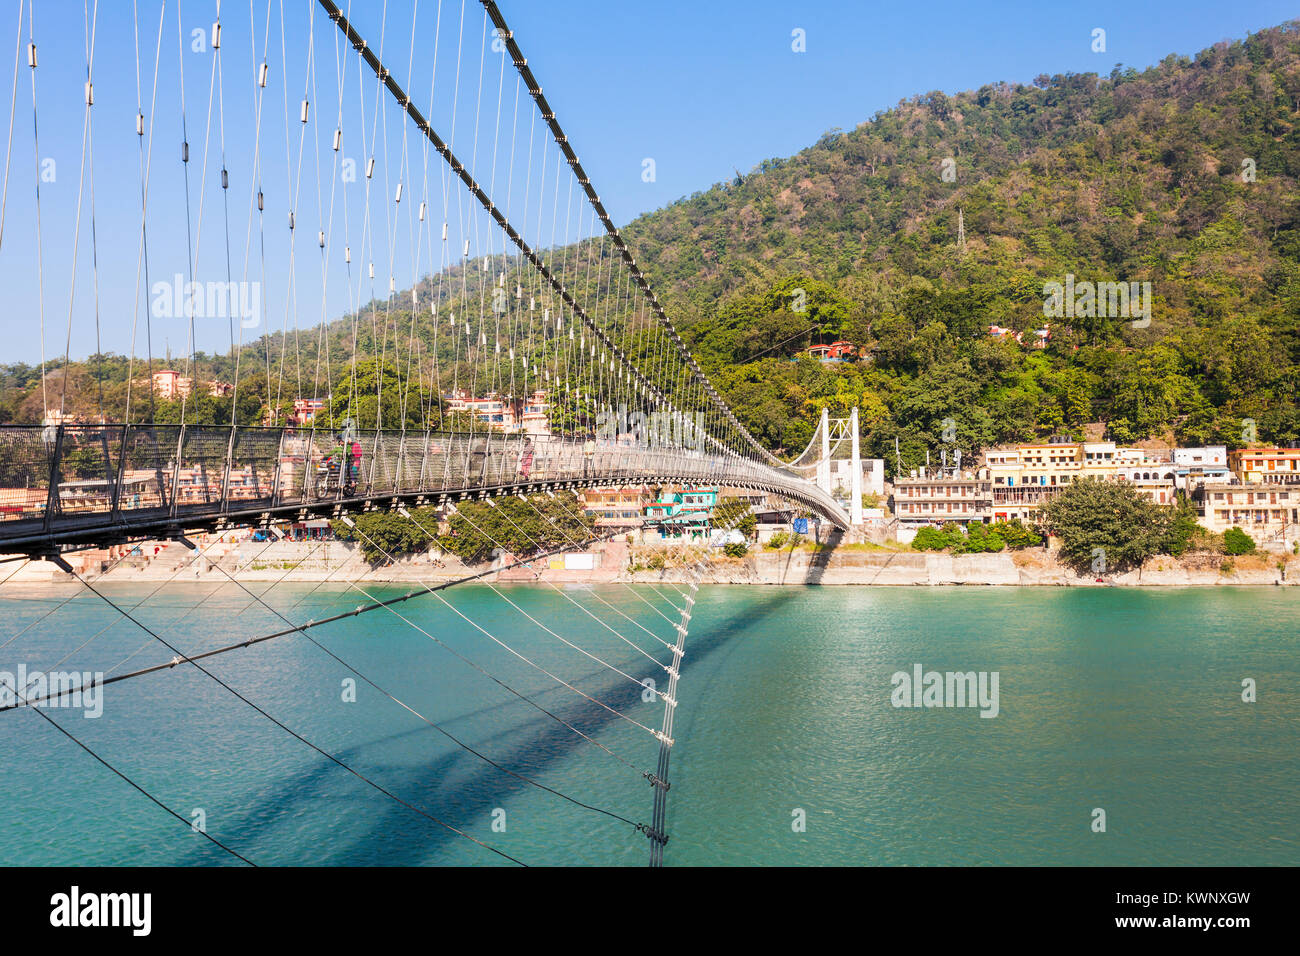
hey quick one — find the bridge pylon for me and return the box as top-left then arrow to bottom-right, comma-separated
809,407 -> 864,528
817,408 -> 831,494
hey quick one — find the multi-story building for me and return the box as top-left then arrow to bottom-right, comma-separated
643,487 -> 718,538
518,390 -> 550,435
884,436 -> 1300,538
891,469 -> 992,529
981,438 -> 1232,517
1230,446 -> 1300,485
1197,482 -> 1298,547
151,369 -> 193,401
1172,446 -> 1230,491
1114,448 -> 1177,505
290,398 -> 325,425
444,389 -> 550,435
985,438 -> 1096,522
1081,441 -> 1118,478
984,446 -> 1036,522
1015,439 -> 1085,476
982,438 -> 1176,520
580,485 -> 650,530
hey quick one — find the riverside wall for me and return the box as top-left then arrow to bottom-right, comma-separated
2,539 -> 1294,589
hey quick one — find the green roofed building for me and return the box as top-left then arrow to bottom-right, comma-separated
643,487 -> 718,538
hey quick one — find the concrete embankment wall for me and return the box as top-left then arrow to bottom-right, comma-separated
2,540 -> 1293,588
617,549 -> 1297,587
1,538 -> 631,587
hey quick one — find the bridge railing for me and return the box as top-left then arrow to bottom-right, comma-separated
0,423 -> 847,543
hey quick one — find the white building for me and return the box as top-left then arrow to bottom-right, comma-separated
1114,448 -> 1177,505
827,457 -> 885,499
1171,446 -> 1231,491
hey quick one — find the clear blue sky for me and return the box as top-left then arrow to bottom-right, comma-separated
0,0 -> 1293,366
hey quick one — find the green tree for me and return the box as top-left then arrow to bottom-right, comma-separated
331,508 -> 436,564
327,358 -> 436,431
546,387 -> 599,439
1043,478 -> 1169,572
714,496 -> 756,536
1161,495 -> 1205,557
437,491 -> 594,563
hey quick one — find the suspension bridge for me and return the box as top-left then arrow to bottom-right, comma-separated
0,0 -> 863,866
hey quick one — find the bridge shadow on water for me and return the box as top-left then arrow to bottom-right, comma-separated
175,583 -> 816,867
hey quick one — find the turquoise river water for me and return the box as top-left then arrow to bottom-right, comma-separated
0,583 -> 1295,866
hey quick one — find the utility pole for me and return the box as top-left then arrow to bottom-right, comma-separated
850,407 -> 863,526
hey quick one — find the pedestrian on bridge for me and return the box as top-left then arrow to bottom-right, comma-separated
470,435 -> 490,484
348,439 -> 362,492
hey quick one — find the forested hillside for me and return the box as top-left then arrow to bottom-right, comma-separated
5,22 -> 1299,475
631,23 -> 1300,463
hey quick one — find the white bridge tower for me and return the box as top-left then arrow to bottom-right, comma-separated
811,407 -> 864,526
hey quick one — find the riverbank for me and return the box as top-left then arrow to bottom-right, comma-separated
710,545 -> 1297,587
3,538 -> 1295,589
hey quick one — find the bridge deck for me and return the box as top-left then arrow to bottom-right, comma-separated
0,424 -> 850,554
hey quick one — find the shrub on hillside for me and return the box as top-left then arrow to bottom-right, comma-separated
765,530 -> 790,549
955,522 -> 1005,553
1222,527 -> 1255,555
911,526 -> 951,551
990,518 -> 1040,550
